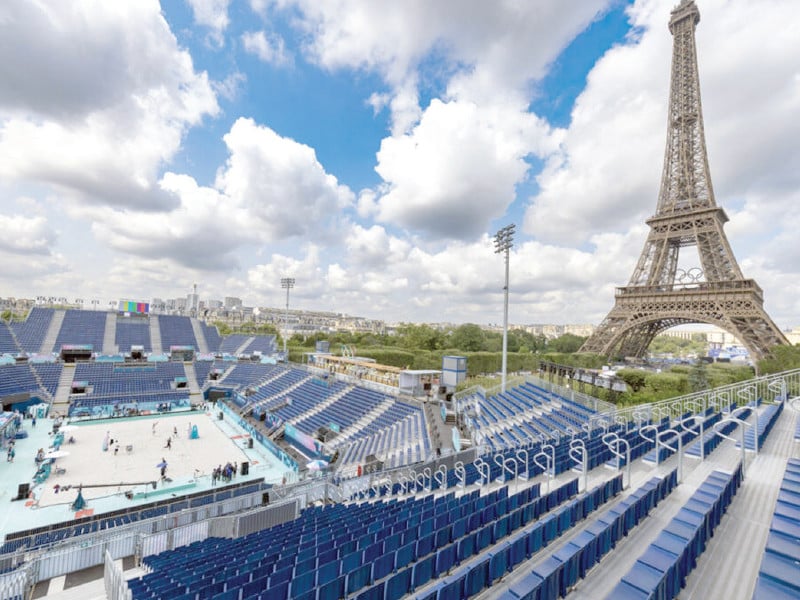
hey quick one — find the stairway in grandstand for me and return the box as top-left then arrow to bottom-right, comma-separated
327,396 -> 396,446
182,362 -> 202,399
148,315 -> 162,355
236,336 -> 255,355
680,405 -> 799,599
257,375 -> 316,416
190,318 -> 209,353
424,400 -> 453,453
286,384 -> 356,426
51,364 -> 75,415
559,402 -> 798,600
102,312 -> 118,355
39,309 -> 65,354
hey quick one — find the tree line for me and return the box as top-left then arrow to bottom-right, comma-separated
214,319 -> 800,407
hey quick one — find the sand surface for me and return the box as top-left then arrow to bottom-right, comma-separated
36,412 -> 250,507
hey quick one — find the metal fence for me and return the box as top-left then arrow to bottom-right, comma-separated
105,550 -> 131,600
0,568 -> 26,600
587,368 -> 800,431
0,483 -> 274,599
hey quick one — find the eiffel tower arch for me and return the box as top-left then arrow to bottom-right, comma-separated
580,0 -> 787,361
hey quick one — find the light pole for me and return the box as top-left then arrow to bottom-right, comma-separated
494,224 -> 515,393
280,277 -> 295,356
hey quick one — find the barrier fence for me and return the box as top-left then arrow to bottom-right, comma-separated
104,550 -> 131,600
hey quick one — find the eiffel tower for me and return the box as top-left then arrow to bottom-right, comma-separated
580,0 -> 787,360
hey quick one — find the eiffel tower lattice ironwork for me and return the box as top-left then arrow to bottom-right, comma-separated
580,0 -> 787,360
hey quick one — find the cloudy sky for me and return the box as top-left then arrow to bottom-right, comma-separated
0,0 -> 798,328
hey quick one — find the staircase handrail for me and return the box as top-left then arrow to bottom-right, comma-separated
602,432 -> 631,489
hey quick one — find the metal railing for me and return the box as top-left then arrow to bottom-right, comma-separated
589,368 -> 800,431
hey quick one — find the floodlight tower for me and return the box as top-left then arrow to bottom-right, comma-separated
494,224 -> 515,393
280,277 -> 295,356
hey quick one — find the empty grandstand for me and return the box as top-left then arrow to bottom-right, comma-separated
10,307 -> 53,353
115,317 -> 152,353
0,324 -> 19,355
53,309 -> 107,355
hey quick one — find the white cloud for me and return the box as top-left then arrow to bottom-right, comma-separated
525,0 -> 800,251
89,173 -> 240,270
275,0 -> 608,132
187,0 -> 231,46
84,118 -> 354,271
373,99 -> 555,239
213,71 -> 247,102
245,245 -> 328,299
242,30 -> 291,66
2,0 -> 798,330
216,117 -> 354,238
0,214 -> 56,255
0,0 -> 219,211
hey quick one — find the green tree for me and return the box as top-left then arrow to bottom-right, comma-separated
617,369 -> 648,393
688,360 -> 710,392
448,324 -> 486,352
758,344 -> 800,375
395,323 -> 444,351
642,372 -> 688,401
546,333 -> 586,354
213,321 -> 232,335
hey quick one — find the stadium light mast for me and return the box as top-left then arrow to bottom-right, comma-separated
280,277 -> 295,357
494,224 -> 515,393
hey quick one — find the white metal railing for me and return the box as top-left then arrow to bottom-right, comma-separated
104,549 -> 131,600
593,369 -> 800,428
0,566 -> 27,600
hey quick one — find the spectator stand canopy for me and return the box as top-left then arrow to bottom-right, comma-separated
305,353 -> 401,388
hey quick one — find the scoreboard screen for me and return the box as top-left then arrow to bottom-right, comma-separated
119,300 -> 149,314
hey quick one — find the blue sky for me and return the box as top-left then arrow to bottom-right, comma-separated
0,0 -> 798,329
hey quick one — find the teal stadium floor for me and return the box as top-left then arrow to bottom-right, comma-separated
0,409 -> 288,542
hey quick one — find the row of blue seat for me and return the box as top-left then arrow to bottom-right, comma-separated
0,364 -> 46,397
414,475 -> 625,600
739,401 -> 783,451
752,457 -> 800,598
500,469 -> 678,600
54,309 -> 107,352
132,482 -> 582,600
607,462 -> 743,599
31,362 -> 63,396
11,307 -> 53,352
0,322 -> 19,354
116,319 -> 152,352
158,315 -> 199,352
685,407 -> 751,459
138,490 -> 495,583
